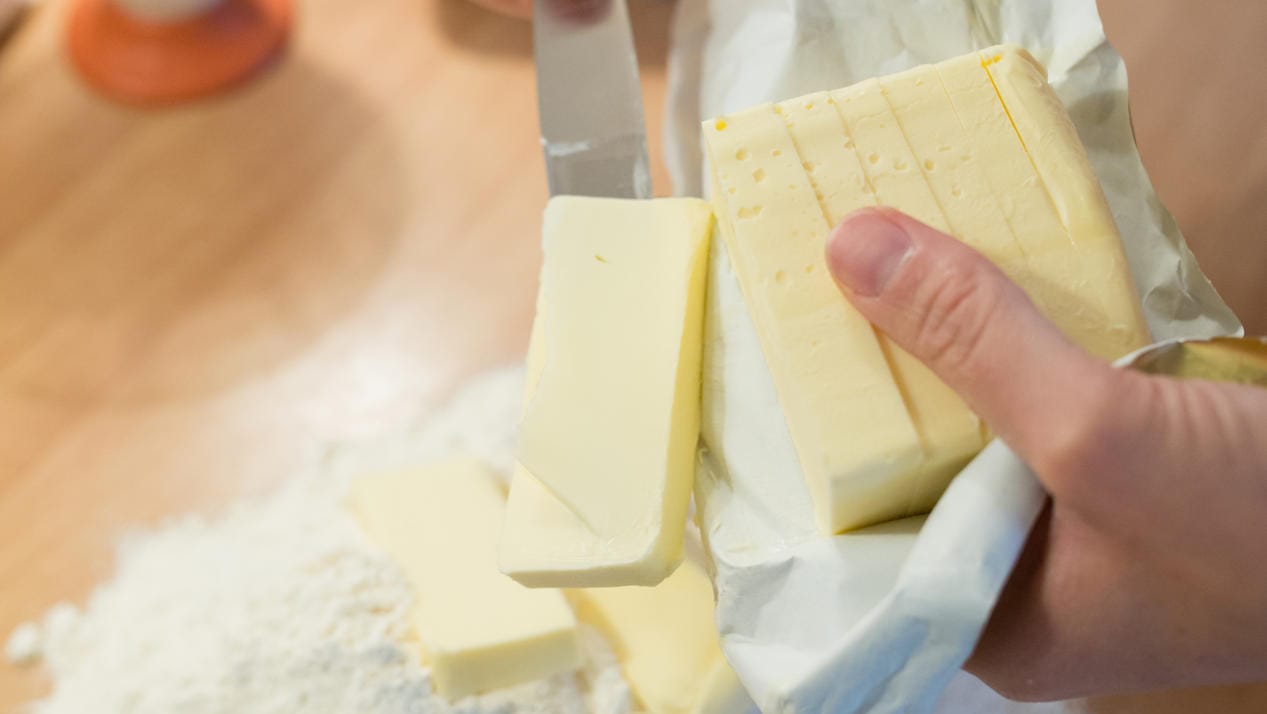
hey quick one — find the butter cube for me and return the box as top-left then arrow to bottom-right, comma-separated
506,197 -> 712,587
570,560 -> 752,714
703,44 -> 1150,534
352,460 -> 580,699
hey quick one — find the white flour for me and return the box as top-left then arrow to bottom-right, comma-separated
3,365 -> 1095,714
6,366 -> 632,714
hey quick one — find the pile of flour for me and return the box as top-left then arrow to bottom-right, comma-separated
5,367 -> 632,714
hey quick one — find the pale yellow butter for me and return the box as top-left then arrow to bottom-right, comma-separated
351,460 -> 580,699
703,44 -> 1150,534
570,560 -> 751,714
979,46 -> 1151,358
507,196 -> 712,587
878,66 -> 1028,270
934,51 -> 1088,339
830,78 -> 988,514
703,103 -> 926,534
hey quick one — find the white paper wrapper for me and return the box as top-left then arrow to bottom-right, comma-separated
663,1 -> 1244,712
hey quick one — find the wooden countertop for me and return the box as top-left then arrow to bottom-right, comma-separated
0,0 -> 1263,710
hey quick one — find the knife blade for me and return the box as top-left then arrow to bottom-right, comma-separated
534,0 -> 652,199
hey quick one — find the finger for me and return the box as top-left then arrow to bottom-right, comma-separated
824,207 -> 1121,472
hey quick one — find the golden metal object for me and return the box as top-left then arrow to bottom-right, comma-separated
1126,336 -> 1267,386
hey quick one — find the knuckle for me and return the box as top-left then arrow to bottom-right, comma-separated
908,255 -> 1002,379
1031,372 -> 1149,493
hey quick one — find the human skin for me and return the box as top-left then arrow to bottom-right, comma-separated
827,207 -> 1267,701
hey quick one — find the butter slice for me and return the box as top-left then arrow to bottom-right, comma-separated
509,197 -> 712,587
979,46 -> 1151,358
934,52 -> 1082,325
501,290 -> 656,587
570,560 -> 752,714
830,79 -> 988,513
352,460 -> 580,699
703,105 -> 925,534
703,44 -> 1150,534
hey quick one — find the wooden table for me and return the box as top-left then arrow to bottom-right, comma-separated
0,0 -> 1263,711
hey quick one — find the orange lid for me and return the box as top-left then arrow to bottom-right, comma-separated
67,0 -> 291,105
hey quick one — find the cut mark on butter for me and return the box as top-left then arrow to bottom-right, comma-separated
875,77 -> 982,517
977,50 -> 1067,237
931,60 -> 1032,262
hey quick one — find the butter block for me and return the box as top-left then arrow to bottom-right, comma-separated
509,196 -> 712,587
702,44 -> 1150,533
570,560 -> 752,714
352,460 -> 580,699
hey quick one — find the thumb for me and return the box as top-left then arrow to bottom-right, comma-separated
825,207 -> 1120,469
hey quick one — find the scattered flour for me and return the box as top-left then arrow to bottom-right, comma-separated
4,622 -> 40,665
6,366 -> 632,714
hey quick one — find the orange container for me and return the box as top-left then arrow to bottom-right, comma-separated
68,0 -> 291,104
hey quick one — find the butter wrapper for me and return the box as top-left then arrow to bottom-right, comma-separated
664,1 -> 1243,712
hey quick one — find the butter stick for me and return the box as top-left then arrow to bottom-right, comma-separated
505,196 -> 712,587
352,460 -> 580,699
570,559 -> 752,714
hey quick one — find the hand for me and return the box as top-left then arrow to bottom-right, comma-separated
826,208 -> 1267,702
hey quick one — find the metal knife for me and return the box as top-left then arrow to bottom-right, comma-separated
534,0 -> 652,199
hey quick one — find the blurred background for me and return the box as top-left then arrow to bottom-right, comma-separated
0,0 -> 1263,709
